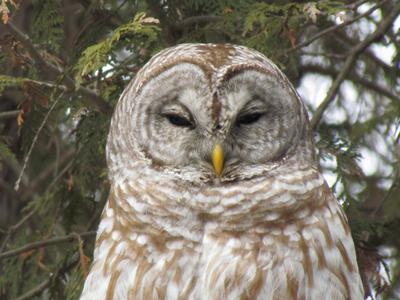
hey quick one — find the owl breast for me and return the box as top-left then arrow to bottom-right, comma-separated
81,164 -> 363,300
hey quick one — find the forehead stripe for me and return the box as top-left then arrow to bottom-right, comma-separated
212,92 -> 221,124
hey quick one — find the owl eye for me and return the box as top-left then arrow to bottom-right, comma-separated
164,113 -> 194,128
236,112 -> 264,126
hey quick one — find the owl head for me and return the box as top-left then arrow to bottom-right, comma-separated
106,44 -> 315,184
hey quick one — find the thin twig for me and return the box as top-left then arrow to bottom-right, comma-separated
288,0 -> 387,53
25,78 -> 68,90
0,110 -> 20,118
0,209 -> 37,253
15,251 -> 84,300
0,147 -> 28,186
0,231 -> 96,260
14,92 -> 64,191
47,153 -> 75,190
20,148 -> 75,200
15,276 -> 52,300
71,232 -> 90,277
310,3 -> 400,129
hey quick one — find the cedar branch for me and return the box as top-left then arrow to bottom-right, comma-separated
1,21 -> 112,113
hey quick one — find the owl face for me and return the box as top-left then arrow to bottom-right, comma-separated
108,44 -> 312,182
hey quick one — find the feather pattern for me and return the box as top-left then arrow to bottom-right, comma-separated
81,44 -> 364,300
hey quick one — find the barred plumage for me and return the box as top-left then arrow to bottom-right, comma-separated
81,44 -> 364,300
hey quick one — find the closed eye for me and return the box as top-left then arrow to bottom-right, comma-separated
236,112 -> 264,126
163,113 -> 194,128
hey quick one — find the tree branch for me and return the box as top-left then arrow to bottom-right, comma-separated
1,21 -> 112,113
301,64 -> 400,102
288,0 -> 386,53
15,276 -> 52,300
0,231 -> 96,260
332,29 -> 394,77
310,3 -> 400,129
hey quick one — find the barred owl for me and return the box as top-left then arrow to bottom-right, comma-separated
80,44 -> 364,299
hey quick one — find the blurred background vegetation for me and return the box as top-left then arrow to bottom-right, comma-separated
0,0 -> 399,299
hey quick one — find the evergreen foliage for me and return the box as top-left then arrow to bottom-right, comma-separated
0,0 -> 399,299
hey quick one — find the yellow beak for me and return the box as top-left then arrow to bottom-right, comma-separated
211,144 -> 224,177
